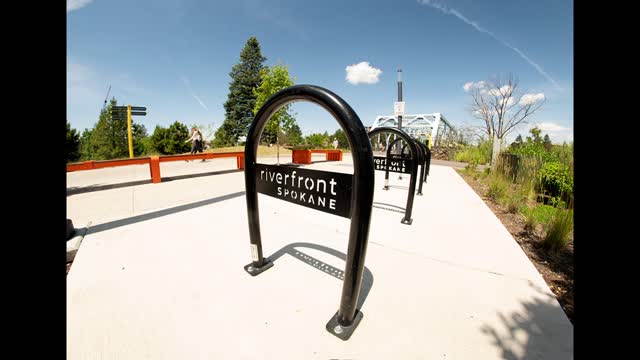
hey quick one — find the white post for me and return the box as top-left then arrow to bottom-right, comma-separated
491,136 -> 501,167
430,113 -> 441,147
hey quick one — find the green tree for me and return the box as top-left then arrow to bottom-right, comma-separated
528,126 -> 543,145
150,121 -> 191,155
66,121 -> 81,163
331,128 -> 349,149
211,126 -> 230,148
253,63 -> 297,146
217,36 -> 267,146
79,128 -> 95,160
150,125 -> 168,154
284,122 -> 303,146
305,132 -> 330,148
132,123 -> 149,156
90,98 -> 129,160
509,134 -> 523,151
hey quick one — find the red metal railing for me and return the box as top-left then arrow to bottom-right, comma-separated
67,152 -> 245,184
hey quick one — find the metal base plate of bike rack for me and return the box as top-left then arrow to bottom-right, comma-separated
325,309 -> 364,341
401,218 -> 413,225
243,259 -> 274,276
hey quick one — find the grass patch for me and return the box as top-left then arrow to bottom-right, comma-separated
522,208 -> 539,234
502,192 -> 523,214
528,204 -> 557,225
543,209 -> 574,251
486,176 -> 508,201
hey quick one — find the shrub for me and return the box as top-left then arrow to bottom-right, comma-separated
454,141 -> 492,165
543,209 -> 574,251
539,161 -> 574,199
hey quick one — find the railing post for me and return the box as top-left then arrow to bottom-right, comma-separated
150,156 -> 161,183
237,154 -> 245,169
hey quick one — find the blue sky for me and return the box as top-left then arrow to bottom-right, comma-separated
67,0 -> 573,143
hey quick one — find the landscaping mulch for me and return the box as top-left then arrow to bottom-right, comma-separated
457,170 -> 574,324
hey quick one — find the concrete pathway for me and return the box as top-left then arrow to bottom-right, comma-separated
66,157 -> 572,359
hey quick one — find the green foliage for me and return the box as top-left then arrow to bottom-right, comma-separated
252,63 -> 297,145
508,127 -> 572,165
217,36 -> 267,146
522,208 -> 538,233
543,209 -> 574,251
539,161 -> 574,199
150,121 -> 191,155
503,192 -> 523,214
510,134 -> 523,149
78,98 -> 146,160
284,122 -> 303,146
212,126 -> 231,148
131,123 -> 149,156
454,140 -> 492,165
487,176 -> 508,201
79,128 -> 95,161
305,131 -> 331,148
89,98 -> 129,159
66,121 -> 81,163
528,204 -> 557,225
331,128 -> 349,149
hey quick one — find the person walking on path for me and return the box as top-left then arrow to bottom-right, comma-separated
185,127 -> 202,162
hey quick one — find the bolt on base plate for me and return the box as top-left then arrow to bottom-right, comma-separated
244,259 -> 274,277
326,309 -> 364,341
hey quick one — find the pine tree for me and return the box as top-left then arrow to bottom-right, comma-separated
511,134 -> 523,149
216,36 -> 267,146
66,121 -> 81,163
90,98 -> 129,160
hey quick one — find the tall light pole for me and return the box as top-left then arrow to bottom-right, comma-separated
397,68 -> 403,130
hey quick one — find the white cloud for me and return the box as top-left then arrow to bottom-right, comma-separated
345,62 -> 382,85
67,0 -> 93,12
537,122 -> 570,132
463,80 -> 487,92
504,97 -> 515,107
519,93 -> 546,106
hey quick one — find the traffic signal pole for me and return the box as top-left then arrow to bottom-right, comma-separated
127,105 -> 134,158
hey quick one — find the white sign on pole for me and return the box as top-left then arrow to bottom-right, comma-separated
394,101 -> 405,116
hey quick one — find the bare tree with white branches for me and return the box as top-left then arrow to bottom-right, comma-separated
465,74 -> 546,166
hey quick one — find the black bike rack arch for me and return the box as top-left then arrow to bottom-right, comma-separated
368,127 -> 419,225
243,84 -> 375,341
422,139 -> 432,183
